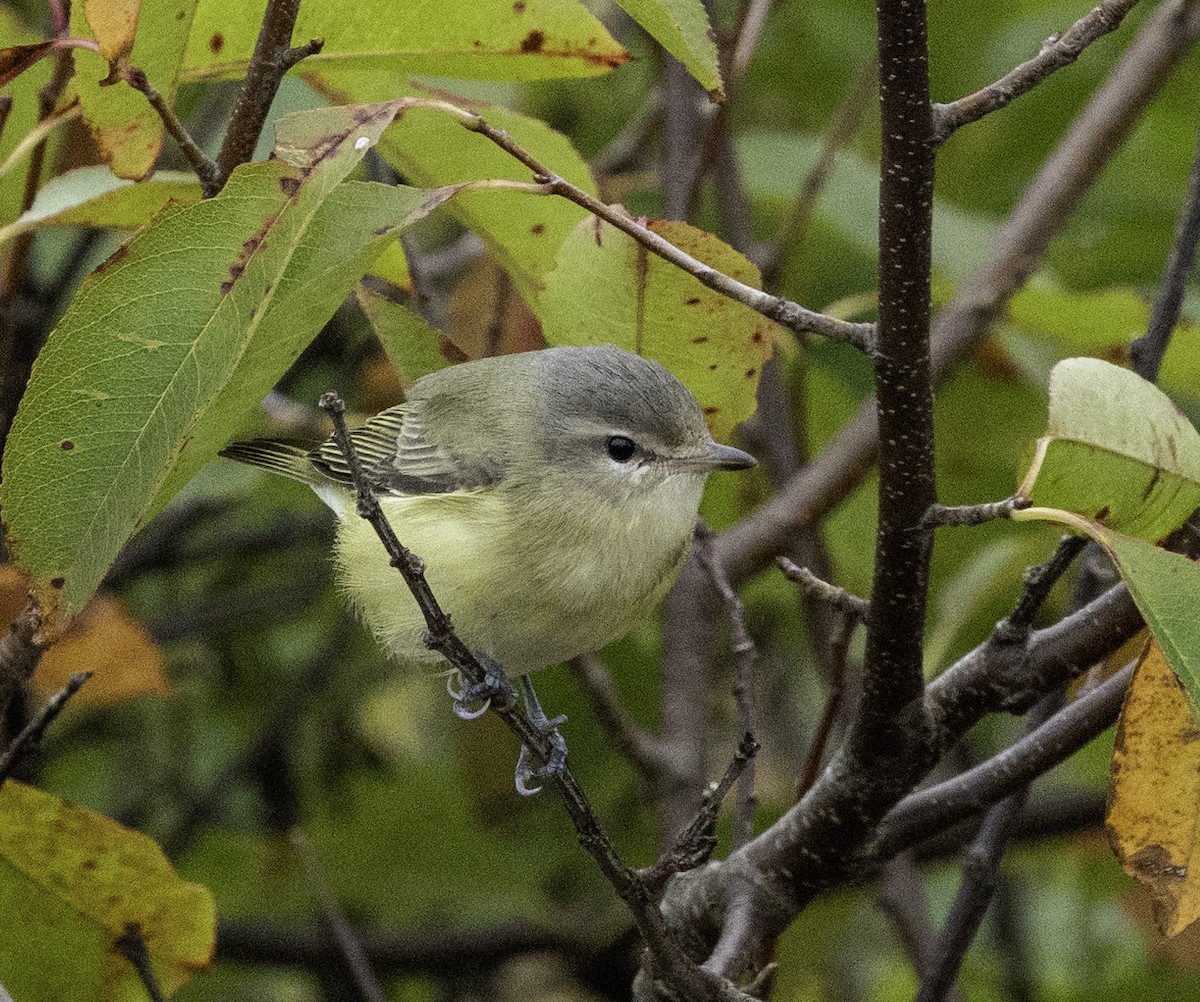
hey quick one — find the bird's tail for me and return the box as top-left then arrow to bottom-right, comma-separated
219,439 -> 322,487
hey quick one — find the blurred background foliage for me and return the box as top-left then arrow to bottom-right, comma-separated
5,0 -> 1200,999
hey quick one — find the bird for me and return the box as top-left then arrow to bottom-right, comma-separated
222,343 -> 756,791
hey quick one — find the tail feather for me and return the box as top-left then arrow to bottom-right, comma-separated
219,439 -> 321,486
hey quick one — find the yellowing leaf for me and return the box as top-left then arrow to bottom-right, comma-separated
0,781 -> 215,1000
1107,640 -> 1200,936
1018,358 -> 1200,542
0,567 -> 168,706
82,0 -> 141,64
537,216 -> 773,440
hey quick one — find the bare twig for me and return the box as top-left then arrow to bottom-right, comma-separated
761,59 -> 877,289
0,671 -> 91,783
317,391 -> 753,1002
796,615 -> 854,797
290,828 -> 388,1002
775,558 -> 869,622
568,654 -> 667,785
990,535 -> 1087,644
932,0 -> 1142,144
877,662 -> 1132,856
117,925 -> 166,1002
1130,107 -> 1200,382
213,0 -> 323,194
120,67 -> 221,192
922,496 -> 1029,528
696,528 -> 759,851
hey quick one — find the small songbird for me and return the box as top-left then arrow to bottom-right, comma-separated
222,344 -> 755,790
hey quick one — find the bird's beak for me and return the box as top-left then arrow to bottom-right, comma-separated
707,441 -> 757,471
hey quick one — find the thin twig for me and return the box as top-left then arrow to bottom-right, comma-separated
922,496 -> 1029,528
696,528 -> 759,851
1130,106 -> 1200,382
568,654 -> 667,785
290,828 -> 388,1002
990,535 -> 1087,645
761,59 -> 877,289
874,853 -> 953,999
213,0 -> 323,195
120,67 -> 221,192
0,95 -> 12,148
932,0 -> 1142,144
117,925 -> 166,1002
316,391 -> 753,1002
0,671 -> 91,783
775,558 -> 869,622
796,615 -> 854,797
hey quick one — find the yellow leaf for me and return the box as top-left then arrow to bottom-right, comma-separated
0,566 -> 169,706
0,781 -> 215,1000
1107,639 -> 1200,936
82,0 -> 140,64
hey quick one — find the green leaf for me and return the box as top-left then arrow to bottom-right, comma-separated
1,101 -> 460,630
0,167 -> 201,246
181,0 -> 628,83
0,780 -> 215,1001
1013,508 -> 1200,710
356,285 -> 452,386
537,215 -> 772,440
1017,358 -> 1200,542
69,0 -> 199,180
0,10 -> 57,231
308,78 -> 596,304
613,0 -> 723,99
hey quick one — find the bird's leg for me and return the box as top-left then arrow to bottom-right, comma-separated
514,674 -> 568,796
446,658 -> 517,720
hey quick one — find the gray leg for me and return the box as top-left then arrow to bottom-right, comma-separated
446,659 -> 517,720
514,675 -> 568,796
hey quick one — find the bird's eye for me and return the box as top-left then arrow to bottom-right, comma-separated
606,435 -> 637,463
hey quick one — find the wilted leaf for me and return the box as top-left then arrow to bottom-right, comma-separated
537,215 -> 773,439
613,0 -> 723,99
0,41 -> 54,87
444,254 -> 543,359
0,781 -> 215,1001
1,101 -> 461,631
70,0 -> 199,180
0,167 -> 201,246
1018,357 -> 1200,542
1107,640 -> 1200,936
0,567 -> 168,705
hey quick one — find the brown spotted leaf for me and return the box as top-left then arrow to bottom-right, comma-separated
0,101 -> 463,632
0,41 -> 54,86
1108,639 -> 1200,936
536,216 -> 773,440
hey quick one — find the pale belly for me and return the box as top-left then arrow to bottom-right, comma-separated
332,487 -> 697,674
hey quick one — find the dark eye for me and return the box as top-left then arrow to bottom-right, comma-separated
606,435 -> 637,462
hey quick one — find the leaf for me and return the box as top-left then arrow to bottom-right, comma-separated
69,0 -> 199,180
356,285 -> 453,388
181,0 -> 628,83
1,101 -> 461,632
0,567 -> 168,705
0,781 -> 215,1001
0,10 -> 57,232
537,215 -> 773,440
1107,640 -> 1200,937
1018,358 -> 1200,543
82,0 -> 141,64
444,254 -> 543,358
307,79 -> 596,304
0,167 -> 202,246
613,0 -> 723,100
0,41 -> 54,87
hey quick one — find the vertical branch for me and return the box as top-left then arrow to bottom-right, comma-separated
854,0 -> 936,757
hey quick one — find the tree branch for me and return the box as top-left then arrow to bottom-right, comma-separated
0,671 -> 90,783
932,0 -> 1142,144
0,601 -> 45,737
120,66 -> 220,192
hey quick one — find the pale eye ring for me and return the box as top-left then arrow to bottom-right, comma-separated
606,435 -> 637,462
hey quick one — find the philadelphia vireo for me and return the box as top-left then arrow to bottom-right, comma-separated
223,344 -> 755,790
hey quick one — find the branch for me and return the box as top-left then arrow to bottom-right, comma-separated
990,535 -> 1087,644
316,392 -> 753,1002
120,67 -> 220,192
922,497 -> 1029,528
0,601 -> 45,730
568,654 -> 668,786
117,925 -> 165,1002
1130,104 -> 1200,381
775,558 -> 869,622
932,0 -> 1142,144
213,0 -> 323,194
0,671 -> 90,783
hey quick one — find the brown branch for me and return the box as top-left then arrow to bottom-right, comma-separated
317,392 -> 753,1002
120,67 -> 220,192
1130,104 -> 1200,382
775,558 -> 869,622
0,670 -> 90,783
213,0 -> 323,195
933,0 -> 1142,144
0,95 -> 12,147
796,616 -> 853,797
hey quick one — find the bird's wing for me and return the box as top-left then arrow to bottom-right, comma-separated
310,402 -> 502,496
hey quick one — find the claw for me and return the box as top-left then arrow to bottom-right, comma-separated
513,676 -> 569,795
446,664 -> 515,720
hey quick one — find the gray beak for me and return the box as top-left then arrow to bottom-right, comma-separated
705,441 -> 757,471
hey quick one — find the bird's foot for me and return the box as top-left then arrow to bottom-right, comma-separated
514,675 -> 568,796
446,661 -> 517,720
